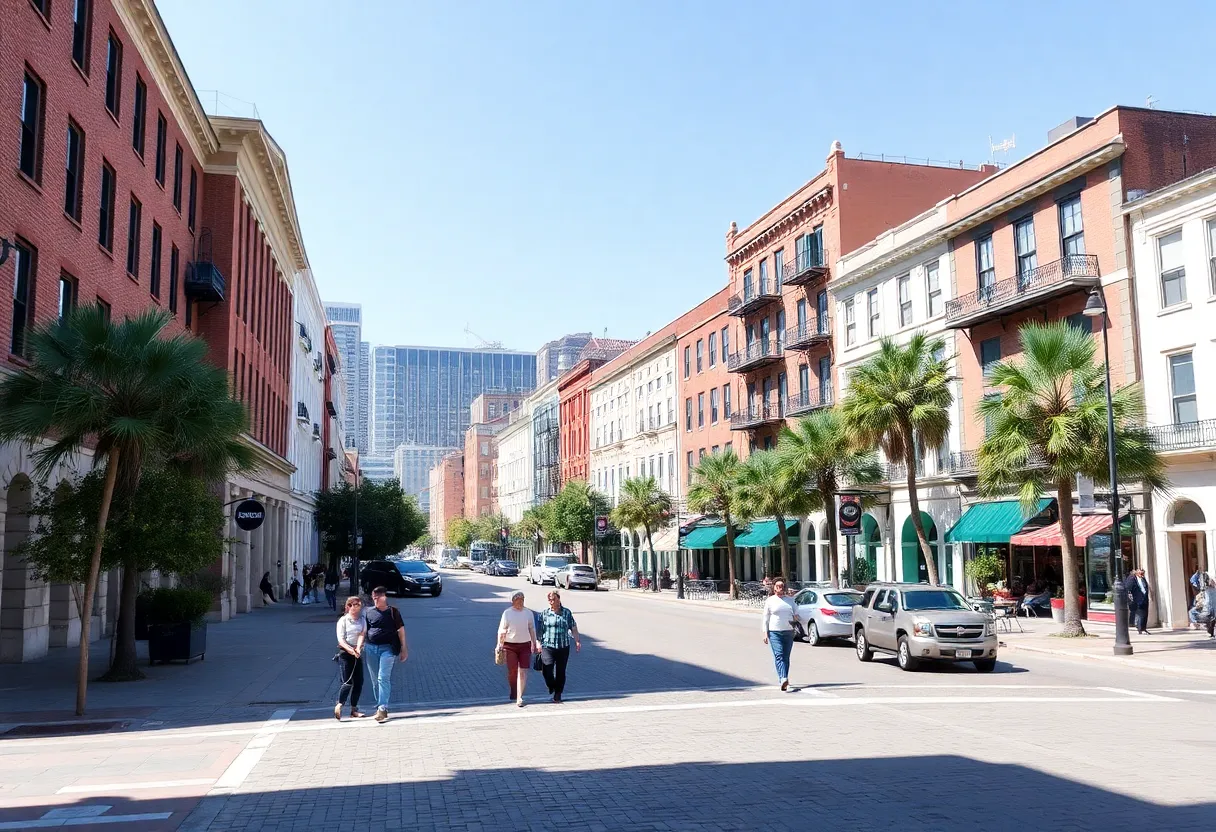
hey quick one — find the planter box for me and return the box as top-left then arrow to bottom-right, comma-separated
1049,597 -> 1087,623
148,622 -> 207,665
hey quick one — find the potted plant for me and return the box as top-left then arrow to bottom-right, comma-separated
965,550 -> 1003,598
146,586 -> 212,665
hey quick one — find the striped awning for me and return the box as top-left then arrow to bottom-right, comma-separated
1010,513 -> 1127,547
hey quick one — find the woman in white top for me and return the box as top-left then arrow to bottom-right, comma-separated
761,578 -> 800,691
334,596 -> 367,721
497,591 -> 540,707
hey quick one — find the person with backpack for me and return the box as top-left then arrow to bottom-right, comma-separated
363,587 -> 408,722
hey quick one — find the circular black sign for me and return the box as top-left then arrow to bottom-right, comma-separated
595,516 -> 609,533
839,502 -> 861,525
234,499 -> 266,531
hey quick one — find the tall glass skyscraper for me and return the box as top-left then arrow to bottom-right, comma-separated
369,346 -> 536,454
324,302 -> 370,454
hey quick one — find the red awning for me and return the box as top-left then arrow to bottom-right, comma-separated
1010,513 -> 1125,547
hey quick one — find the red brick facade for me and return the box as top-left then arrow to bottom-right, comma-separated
557,358 -> 600,485
675,288 -> 733,487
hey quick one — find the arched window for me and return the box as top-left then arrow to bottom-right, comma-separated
1171,499 -> 1206,526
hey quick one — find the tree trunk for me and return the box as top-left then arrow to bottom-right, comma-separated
725,511 -> 739,600
646,524 -> 659,592
775,512 -> 791,580
1057,482 -> 1086,636
906,441 -> 940,586
822,483 -> 840,588
75,446 -> 121,715
105,558 -> 144,681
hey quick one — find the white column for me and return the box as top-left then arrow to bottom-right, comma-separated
233,490 -> 252,614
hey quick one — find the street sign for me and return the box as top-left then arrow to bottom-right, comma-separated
234,499 -> 266,532
595,515 -> 609,536
839,495 -> 861,537
499,526 -> 509,545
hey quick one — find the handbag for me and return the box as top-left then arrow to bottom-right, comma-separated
532,651 -> 543,672
494,647 -> 504,666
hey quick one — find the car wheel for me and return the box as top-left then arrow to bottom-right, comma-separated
431,588 -> 442,597
897,636 -> 920,672
807,621 -> 821,647
973,658 -> 996,673
855,628 -> 873,662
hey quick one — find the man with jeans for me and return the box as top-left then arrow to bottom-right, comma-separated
363,587 -> 407,722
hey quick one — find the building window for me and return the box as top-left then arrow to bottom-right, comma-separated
72,0 -> 92,72
758,259 -> 768,294
925,261 -> 942,318
777,372 -> 788,415
867,289 -> 880,338
683,346 -> 690,378
723,384 -> 731,418
710,387 -> 719,423
98,160 -> 116,250
64,120 -> 85,221
774,248 -> 784,289
743,268 -> 753,300
19,70 -> 45,182
685,398 -> 692,431
132,75 -> 147,156
976,235 -> 996,297
188,168 -> 198,231
708,331 -> 716,367
721,326 -> 729,362
1158,230 -> 1187,308
126,196 -> 141,276
104,33 -> 122,117
696,339 -> 703,373
798,363 -> 809,396
11,240 -> 36,356
1169,352 -> 1197,424
844,298 -> 856,345
58,272 -> 77,323
168,244 -> 179,314
818,356 -> 831,401
687,451 -> 694,484
1014,217 -> 1037,279
149,222 -> 162,298
172,144 -> 184,211
776,309 -> 785,350
897,274 -> 912,327
1059,195 -> 1085,257
154,113 -> 167,185
697,393 -> 705,428
980,337 -> 1001,379
982,392 -> 1000,437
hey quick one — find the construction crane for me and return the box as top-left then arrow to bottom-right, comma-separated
464,324 -> 505,350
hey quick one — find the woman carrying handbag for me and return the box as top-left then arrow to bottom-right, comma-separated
496,591 -> 540,707
334,596 -> 367,720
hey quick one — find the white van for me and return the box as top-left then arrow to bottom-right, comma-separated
529,553 -> 575,585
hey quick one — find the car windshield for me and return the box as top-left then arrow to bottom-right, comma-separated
395,561 -> 432,574
825,592 -> 862,607
901,589 -> 971,611
542,557 -> 569,568
571,565 -> 595,574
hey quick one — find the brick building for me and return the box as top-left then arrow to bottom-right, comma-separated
674,288 -> 732,489
464,422 -> 501,519
428,452 -> 464,546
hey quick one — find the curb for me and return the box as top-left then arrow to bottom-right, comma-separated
1001,641 -> 1216,680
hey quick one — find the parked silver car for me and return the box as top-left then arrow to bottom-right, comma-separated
853,582 -> 998,672
793,587 -> 863,645
555,563 -> 598,590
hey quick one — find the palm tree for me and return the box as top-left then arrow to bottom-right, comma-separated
841,332 -> 952,585
610,476 -> 671,592
0,307 -> 254,711
978,321 -> 1165,636
687,450 -> 744,599
777,411 -> 883,588
735,450 -> 812,580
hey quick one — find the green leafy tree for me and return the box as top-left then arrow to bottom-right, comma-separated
471,512 -> 511,547
516,505 -> 549,551
0,307 -> 252,710
413,532 -> 434,551
610,476 -> 671,591
549,480 -> 611,561
447,517 -> 474,550
735,450 -> 812,580
840,332 -> 952,586
687,450 -> 744,599
978,321 -> 1165,636
777,410 -> 883,588
315,479 -> 427,565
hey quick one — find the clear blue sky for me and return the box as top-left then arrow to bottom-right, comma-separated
159,0 -> 1214,351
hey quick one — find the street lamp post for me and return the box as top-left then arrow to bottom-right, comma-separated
1082,288 -> 1132,656
349,466 -> 361,597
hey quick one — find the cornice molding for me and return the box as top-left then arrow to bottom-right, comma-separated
241,433 -> 296,478
726,185 -> 833,266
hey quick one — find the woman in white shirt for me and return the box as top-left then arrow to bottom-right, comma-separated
334,596 -> 367,720
761,578 -> 800,691
497,591 -> 540,707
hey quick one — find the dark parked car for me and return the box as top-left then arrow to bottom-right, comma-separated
360,560 -> 443,597
486,559 -> 520,577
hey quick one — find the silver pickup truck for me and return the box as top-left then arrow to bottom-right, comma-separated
853,582 -> 998,672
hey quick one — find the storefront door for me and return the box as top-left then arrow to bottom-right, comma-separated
1182,532 -> 1206,604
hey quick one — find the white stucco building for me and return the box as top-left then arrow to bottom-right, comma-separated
495,405 -> 534,523
1126,168 -> 1216,628
288,270 -> 327,571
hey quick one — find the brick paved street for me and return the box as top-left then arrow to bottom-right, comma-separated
1,571 -> 1214,831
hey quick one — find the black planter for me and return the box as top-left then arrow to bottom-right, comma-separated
147,621 -> 207,665
135,595 -> 149,640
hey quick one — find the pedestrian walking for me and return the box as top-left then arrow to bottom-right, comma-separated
289,562 -> 301,604
259,572 -> 276,604
324,568 -> 339,611
1203,579 -> 1216,639
537,590 -> 580,703
761,577 -> 799,691
362,587 -> 407,722
496,591 -> 540,707
1127,567 -> 1151,635
334,596 -> 367,720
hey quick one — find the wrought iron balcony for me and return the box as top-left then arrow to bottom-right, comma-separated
784,318 -> 831,351
885,459 -> 926,481
184,261 -> 225,302
728,284 -> 781,317
782,251 -> 829,287
729,402 -> 784,431
945,255 -> 1100,329
727,338 -> 783,373
1147,418 -> 1216,452
945,448 -> 1047,478
786,387 -> 833,416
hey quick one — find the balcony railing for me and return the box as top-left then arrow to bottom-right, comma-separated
945,255 -> 1100,329
729,402 -> 784,430
1147,418 -> 1216,452
184,261 -> 225,302
727,338 -> 783,373
784,317 -> 831,351
945,448 -> 1047,477
728,284 -> 782,317
786,387 -> 833,416
886,459 -> 926,481
782,251 -> 829,287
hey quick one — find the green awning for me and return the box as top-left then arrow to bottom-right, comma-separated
945,499 -> 1052,544
734,519 -> 799,548
682,525 -> 727,550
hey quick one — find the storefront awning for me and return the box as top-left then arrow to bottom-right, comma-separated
944,499 -> 1053,544
648,525 -> 679,551
682,524 -> 728,550
1010,513 -> 1128,547
734,518 -> 798,548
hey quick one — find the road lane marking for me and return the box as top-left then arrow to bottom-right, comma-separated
57,779 -> 214,794
1158,689 -> 1216,695
208,708 -> 294,796
1093,686 -> 1178,701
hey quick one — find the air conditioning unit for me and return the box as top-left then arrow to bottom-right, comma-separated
296,402 -> 310,423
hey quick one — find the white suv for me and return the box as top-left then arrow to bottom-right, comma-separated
529,554 -> 574,585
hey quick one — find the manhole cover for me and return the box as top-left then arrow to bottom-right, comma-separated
4,720 -> 128,737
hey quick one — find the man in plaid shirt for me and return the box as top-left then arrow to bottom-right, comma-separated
538,590 -> 581,702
